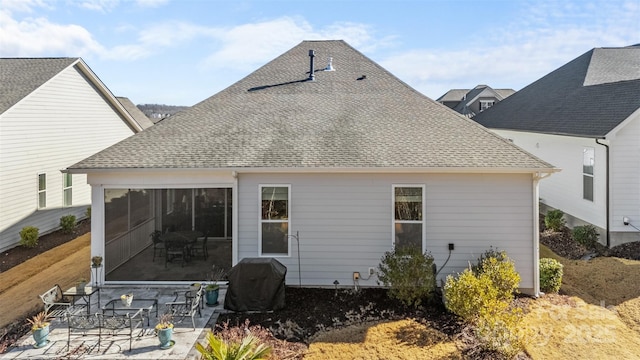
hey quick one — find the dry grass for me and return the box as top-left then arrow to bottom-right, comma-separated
523,296 -> 640,359
304,319 -> 462,360
540,245 -> 640,306
0,234 -> 90,328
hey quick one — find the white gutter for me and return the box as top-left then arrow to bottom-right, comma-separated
532,171 -> 553,297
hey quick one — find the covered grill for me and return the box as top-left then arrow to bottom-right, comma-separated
224,258 -> 287,312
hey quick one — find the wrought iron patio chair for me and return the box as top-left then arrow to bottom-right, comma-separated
164,240 -> 186,268
165,284 -> 203,329
150,230 -> 164,262
190,234 -> 209,260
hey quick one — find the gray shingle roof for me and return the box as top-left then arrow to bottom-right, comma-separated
69,40 -> 553,171
473,45 -> 640,138
116,97 -> 154,129
0,58 -> 79,115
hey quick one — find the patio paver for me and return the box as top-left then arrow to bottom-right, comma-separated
1,286 -> 225,359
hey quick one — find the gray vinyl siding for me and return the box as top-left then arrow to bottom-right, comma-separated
0,65 -> 135,251
237,172 -> 535,290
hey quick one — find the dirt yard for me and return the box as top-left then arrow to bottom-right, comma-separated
0,234 -> 90,333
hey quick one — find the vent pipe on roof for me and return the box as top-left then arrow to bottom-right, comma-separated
308,50 -> 315,81
324,57 -> 334,71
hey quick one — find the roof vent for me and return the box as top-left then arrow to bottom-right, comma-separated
324,57 -> 335,71
308,50 -> 315,81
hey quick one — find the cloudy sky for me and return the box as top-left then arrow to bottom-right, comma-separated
1,0 -> 638,105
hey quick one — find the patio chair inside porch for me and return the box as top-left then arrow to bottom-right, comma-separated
165,240 -> 187,268
150,230 -> 164,262
190,234 -> 209,260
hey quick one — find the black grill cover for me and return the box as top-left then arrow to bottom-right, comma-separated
224,258 -> 287,312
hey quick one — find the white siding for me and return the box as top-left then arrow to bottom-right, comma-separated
0,65 -> 135,251
237,172 -> 536,291
494,130 -> 607,230
610,112 -> 640,245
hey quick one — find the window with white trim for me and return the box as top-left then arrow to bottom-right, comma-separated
38,173 -> 46,209
583,147 -> 594,201
479,100 -> 495,112
63,173 -> 72,207
259,185 -> 290,256
393,185 -> 425,250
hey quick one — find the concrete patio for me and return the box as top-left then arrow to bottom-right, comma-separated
1,285 -> 226,359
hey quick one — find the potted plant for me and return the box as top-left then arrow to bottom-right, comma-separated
91,256 -> 103,268
155,313 -> 174,349
76,278 -> 87,292
205,284 -> 219,306
120,293 -> 133,307
27,311 -> 53,348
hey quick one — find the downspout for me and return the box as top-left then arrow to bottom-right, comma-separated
533,171 -> 552,297
532,173 -> 541,297
232,171 -> 239,265
595,138 -> 610,248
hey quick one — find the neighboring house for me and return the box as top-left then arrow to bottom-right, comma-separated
116,97 -> 154,129
68,40 -> 556,295
0,58 -> 150,251
473,45 -> 640,247
437,85 -> 515,117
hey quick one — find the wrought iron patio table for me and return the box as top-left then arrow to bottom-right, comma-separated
102,298 -> 158,326
63,286 -> 101,315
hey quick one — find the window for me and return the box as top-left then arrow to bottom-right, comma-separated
479,100 -> 495,112
583,147 -> 594,201
63,173 -> 72,207
259,185 -> 290,256
38,173 -> 46,209
393,185 -> 425,250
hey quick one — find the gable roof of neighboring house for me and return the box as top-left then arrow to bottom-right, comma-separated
437,85 -> 515,117
116,97 -> 154,129
0,57 -> 144,132
473,45 -> 640,138
69,40 -> 554,173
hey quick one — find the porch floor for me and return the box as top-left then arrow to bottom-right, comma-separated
108,238 -> 232,282
1,286 -> 227,359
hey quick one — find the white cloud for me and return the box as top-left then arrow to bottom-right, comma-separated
0,0 -> 50,13
79,0 -> 119,12
380,0 -> 640,99
201,17 -> 385,72
134,0 -> 168,8
0,12 -> 104,57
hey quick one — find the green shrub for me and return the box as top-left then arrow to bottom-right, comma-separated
195,331 -> 271,360
544,209 -> 566,232
445,249 -> 525,357
85,206 -> 91,218
539,258 -> 563,293
19,226 -> 39,248
377,246 -> 437,307
59,215 -> 77,234
473,249 -> 520,301
572,224 -> 599,249
444,268 -> 498,321
475,306 -> 525,358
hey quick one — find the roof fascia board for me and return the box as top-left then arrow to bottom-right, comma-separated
606,106 -> 640,139
66,166 -> 559,175
74,59 -> 143,132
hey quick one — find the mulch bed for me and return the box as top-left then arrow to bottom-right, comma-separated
0,219 -> 90,273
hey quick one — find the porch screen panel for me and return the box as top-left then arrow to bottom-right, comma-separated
105,189 -> 129,242
260,186 -> 290,255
